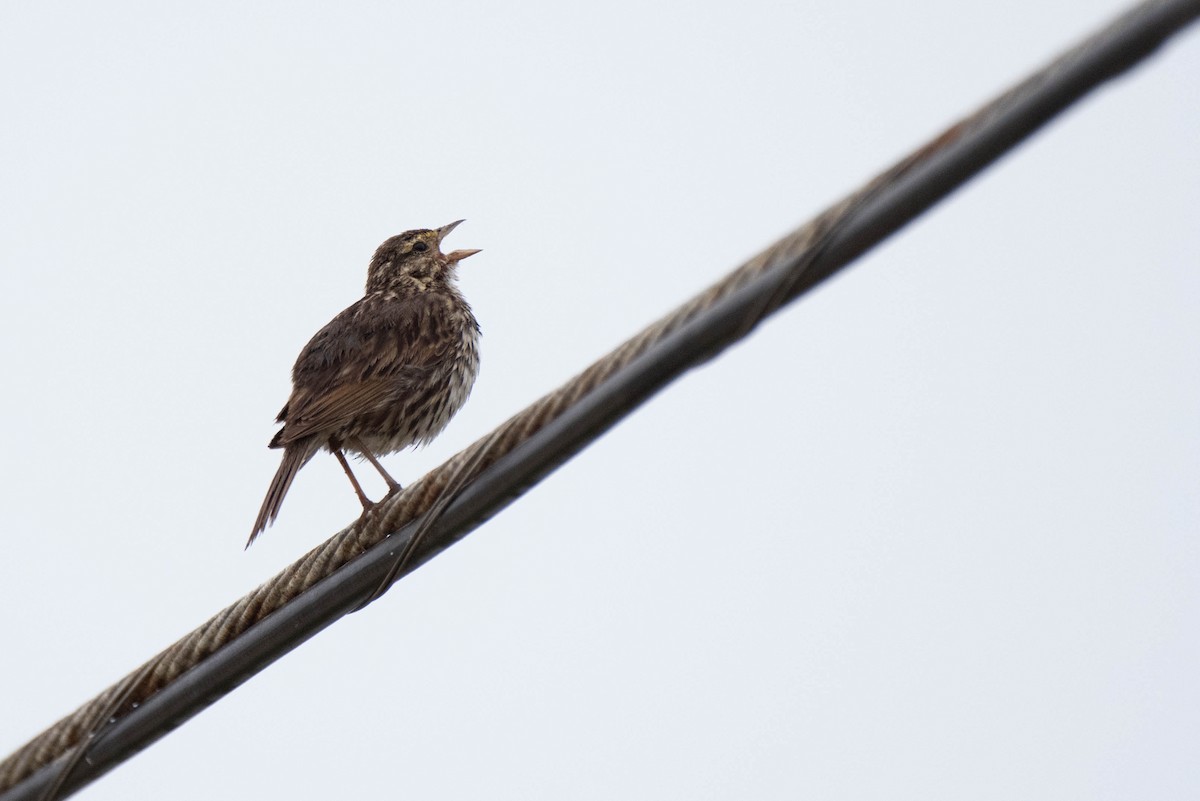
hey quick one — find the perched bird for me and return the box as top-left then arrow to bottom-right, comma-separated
249,220 -> 481,546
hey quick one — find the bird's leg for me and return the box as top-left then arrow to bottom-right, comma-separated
350,436 -> 403,493
333,448 -> 374,509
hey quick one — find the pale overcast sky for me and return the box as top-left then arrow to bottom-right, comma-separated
2,1 -> 1198,799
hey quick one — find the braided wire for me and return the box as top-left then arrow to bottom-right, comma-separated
2,0 -> 1197,795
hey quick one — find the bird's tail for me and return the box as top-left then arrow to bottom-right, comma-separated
248,440 -> 319,547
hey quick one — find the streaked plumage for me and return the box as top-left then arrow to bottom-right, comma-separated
249,220 -> 481,545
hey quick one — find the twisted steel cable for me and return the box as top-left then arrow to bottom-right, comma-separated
2,1 -> 1196,798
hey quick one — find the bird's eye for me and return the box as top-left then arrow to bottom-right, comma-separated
412,242 -> 428,252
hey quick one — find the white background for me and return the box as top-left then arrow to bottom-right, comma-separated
2,1 -> 1198,798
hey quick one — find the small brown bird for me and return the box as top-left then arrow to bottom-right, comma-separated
249,220 -> 481,545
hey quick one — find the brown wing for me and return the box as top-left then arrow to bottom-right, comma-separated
271,293 -> 459,447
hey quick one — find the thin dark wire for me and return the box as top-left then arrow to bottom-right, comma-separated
38,655 -> 164,801
734,192 -> 878,349
353,428 -> 504,612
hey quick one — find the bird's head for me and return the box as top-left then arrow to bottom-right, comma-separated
366,219 -> 480,294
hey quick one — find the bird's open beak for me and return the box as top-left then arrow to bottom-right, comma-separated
446,248 -> 482,263
438,220 -> 479,262
437,219 -> 466,243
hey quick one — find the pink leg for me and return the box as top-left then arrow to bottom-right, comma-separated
333,449 -> 373,509
350,436 -> 402,492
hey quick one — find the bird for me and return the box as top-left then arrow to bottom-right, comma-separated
248,220 -> 481,546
